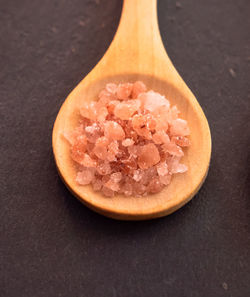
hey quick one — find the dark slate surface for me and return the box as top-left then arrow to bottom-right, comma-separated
1,0 -> 250,296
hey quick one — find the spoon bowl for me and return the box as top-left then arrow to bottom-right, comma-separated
53,0 -> 211,220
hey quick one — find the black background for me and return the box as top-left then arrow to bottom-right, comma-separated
1,0 -> 250,296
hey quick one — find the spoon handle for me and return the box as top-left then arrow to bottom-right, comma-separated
96,0 -> 170,74
114,0 -> 161,47
88,0 -> 176,81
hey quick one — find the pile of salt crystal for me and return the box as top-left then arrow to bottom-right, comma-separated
63,81 -> 190,197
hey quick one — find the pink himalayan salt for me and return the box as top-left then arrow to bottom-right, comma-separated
70,135 -> 87,164
169,106 -> 180,122
76,169 -> 94,185
152,131 -> 170,144
98,89 -> 116,104
122,138 -> 135,147
120,157 -> 137,175
147,177 -> 163,194
80,102 -> 97,121
63,124 -> 86,145
128,145 -> 139,158
111,172 -> 122,183
81,153 -> 97,167
107,100 -> 120,114
172,136 -> 190,147
133,183 -> 147,196
102,186 -> 115,197
170,119 -> 190,136
117,83 -> 133,100
152,106 -> 169,130
105,179 -> 120,192
85,123 -> 101,143
167,156 -> 188,173
121,180 -> 133,196
123,122 -> 138,142
145,114 -> 157,131
92,178 -> 102,191
159,174 -> 172,185
138,143 -> 160,169
157,162 -> 168,176
133,169 -> 143,182
107,141 -> 119,162
93,136 -> 109,160
162,142 -> 184,157
97,162 -> 111,175
139,91 -> 170,112
132,114 -> 152,140
114,99 -> 141,120
97,106 -> 108,122
106,83 -> 117,94
104,121 -> 125,140
140,167 -> 157,185
131,81 -> 147,99
63,81 -> 190,197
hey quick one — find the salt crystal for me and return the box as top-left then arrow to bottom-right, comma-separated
102,186 -> 114,197
162,142 -> 184,157
106,83 -> 117,94
85,123 -> 101,143
124,122 -> 138,142
107,100 -> 120,114
128,145 -> 139,158
171,136 -> 190,147
64,81 -> 190,197
138,143 -> 160,169
105,179 -> 120,192
157,162 -> 168,176
80,102 -> 97,120
171,163 -> 188,174
104,121 -> 125,140
169,106 -> 180,122
114,99 -> 141,120
70,135 -> 87,164
110,172 -> 122,183
153,131 -> 170,144
64,126 -> 83,142
93,136 -> 109,160
145,114 -> 157,131
121,178 -> 133,196
167,156 -> 187,174
92,178 -> 102,191
140,167 -> 157,185
98,89 -> 116,104
97,162 -> 111,175
159,174 -> 172,185
76,169 -> 94,185
133,169 -> 142,182
122,138 -> 135,147
117,83 -> 133,100
139,91 -> 170,112
132,114 -> 152,140
107,141 -> 119,162
133,183 -> 147,196
147,177 -> 163,194
121,157 -> 137,175
131,81 -> 147,99
81,153 -> 97,167
170,119 -> 190,136
97,106 -> 108,122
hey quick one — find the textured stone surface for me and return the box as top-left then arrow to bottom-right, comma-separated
0,0 -> 249,297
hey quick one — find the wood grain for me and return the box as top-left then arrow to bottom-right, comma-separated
52,0 -> 211,220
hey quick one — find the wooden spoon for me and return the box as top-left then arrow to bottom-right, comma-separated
52,0 -> 211,220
